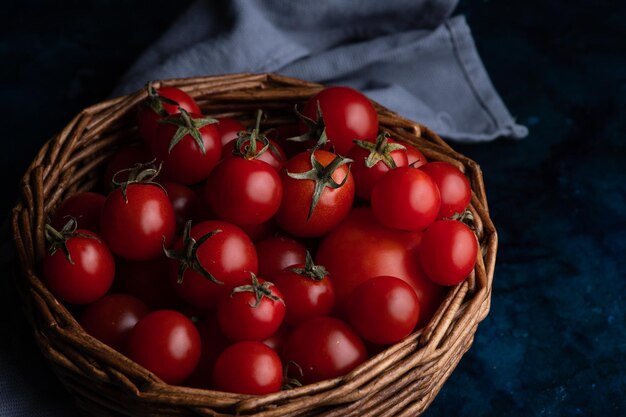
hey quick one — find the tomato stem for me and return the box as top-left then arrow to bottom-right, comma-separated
230,272 -> 284,308
44,218 -> 95,265
287,251 -> 329,281
163,220 -> 224,285
287,151 -> 353,220
159,108 -> 218,155
353,132 -> 405,169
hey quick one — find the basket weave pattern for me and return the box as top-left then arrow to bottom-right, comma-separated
12,73 -> 497,417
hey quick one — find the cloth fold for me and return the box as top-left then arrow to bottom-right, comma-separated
116,0 -> 527,142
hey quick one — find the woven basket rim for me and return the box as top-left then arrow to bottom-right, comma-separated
11,72 -> 497,417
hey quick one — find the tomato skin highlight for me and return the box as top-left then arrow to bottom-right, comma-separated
419,220 -> 478,286
283,317 -> 367,384
371,167 -> 441,231
302,87 -> 379,155
43,229 -> 115,305
347,276 -> 419,345
212,341 -> 282,395
127,310 -> 201,385
316,207 -> 446,326
276,150 -> 355,237
100,183 -> 176,261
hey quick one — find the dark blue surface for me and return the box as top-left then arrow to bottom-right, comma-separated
2,1 -> 625,416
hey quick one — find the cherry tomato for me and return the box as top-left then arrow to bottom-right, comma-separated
419,220 -> 478,286
301,87 -> 378,155
216,117 -> 246,145
256,236 -> 307,278
217,274 -> 285,341
127,310 -> 201,385
271,253 -> 334,326
137,85 -> 201,145
316,207 -> 446,326
276,150 -> 354,237
103,144 -> 154,190
347,134 -> 408,200
371,166 -> 441,231
406,145 -> 427,168
51,191 -> 105,233
283,317 -> 367,384
114,257 -> 183,310
204,157 -> 282,226
161,181 -> 198,233
151,111 -> 221,184
42,224 -> 115,305
222,137 -> 286,172
165,221 -> 258,310
212,341 -> 282,395
419,162 -> 471,219
100,182 -> 176,261
80,294 -> 149,352
347,276 -> 419,345
184,317 -> 230,389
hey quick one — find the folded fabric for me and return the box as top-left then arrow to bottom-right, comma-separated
116,0 -> 527,142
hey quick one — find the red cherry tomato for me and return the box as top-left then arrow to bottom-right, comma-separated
283,317 -> 367,384
151,111 -> 222,184
316,207 -> 446,326
42,225 -> 115,305
347,276 -> 419,345
371,166 -> 441,231
184,317 -> 230,389
212,341 -> 282,395
166,221 -> 258,310
204,157 -> 282,226
80,294 -> 149,352
419,162 -> 472,219
255,236 -> 307,279
301,87 -> 379,155
51,191 -> 105,233
221,138 -> 286,172
406,145 -> 428,168
161,181 -> 198,233
271,253 -> 334,326
419,220 -> 478,286
347,135 -> 408,200
103,144 -> 154,190
114,257 -> 183,310
127,310 -> 201,385
276,150 -> 354,237
217,274 -> 285,342
137,86 -> 201,145
216,117 -> 246,145
100,183 -> 176,261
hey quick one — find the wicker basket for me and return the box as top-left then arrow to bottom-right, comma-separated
11,73 -> 497,417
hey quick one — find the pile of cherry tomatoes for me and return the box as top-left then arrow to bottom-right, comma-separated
42,83 -> 478,394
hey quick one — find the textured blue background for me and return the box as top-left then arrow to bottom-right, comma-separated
1,0 -> 625,416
